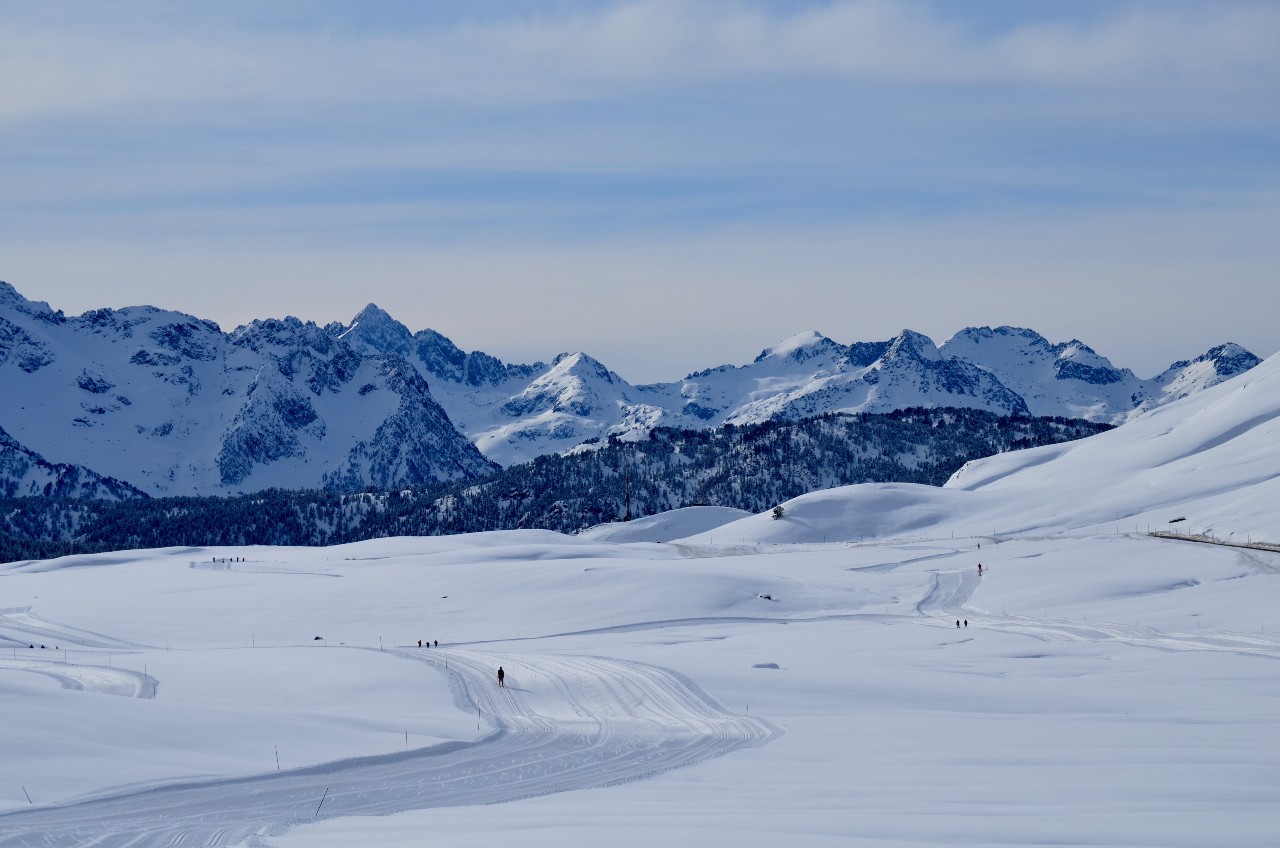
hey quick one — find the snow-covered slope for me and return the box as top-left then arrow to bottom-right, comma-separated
683,350 -> 1280,546
0,425 -> 145,499
576,506 -> 751,543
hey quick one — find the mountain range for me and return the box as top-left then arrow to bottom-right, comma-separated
0,281 -> 1261,497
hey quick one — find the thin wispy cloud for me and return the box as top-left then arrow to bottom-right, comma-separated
3,2 -> 1277,118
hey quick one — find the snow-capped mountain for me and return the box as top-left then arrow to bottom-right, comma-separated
676,329 -> 1031,426
939,326 -> 1260,421
0,283 -> 495,497
0,280 -> 1263,491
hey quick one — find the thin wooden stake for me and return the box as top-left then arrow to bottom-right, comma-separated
275,745 -> 280,771
22,786 -> 32,804
315,786 -> 330,817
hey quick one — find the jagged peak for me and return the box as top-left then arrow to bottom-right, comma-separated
753,330 -> 839,364
549,351 -> 617,382
0,280 -> 27,307
345,303 -> 400,331
0,280 -> 61,321
883,329 -> 941,362
1164,343 -> 1261,378
1053,339 -> 1105,362
339,303 -> 412,355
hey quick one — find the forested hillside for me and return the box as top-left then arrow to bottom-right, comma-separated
0,408 -> 1109,561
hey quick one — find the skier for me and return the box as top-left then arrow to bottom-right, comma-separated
955,620 -> 960,628
497,666 -> 505,688
433,640 -> 438,648
418,640 -> 422,648
964,620 -> 968,627
978,563 -> 983,576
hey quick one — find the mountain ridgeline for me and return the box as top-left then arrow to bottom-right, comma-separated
0,280 -> 1260,501
0,408 -> 1111,560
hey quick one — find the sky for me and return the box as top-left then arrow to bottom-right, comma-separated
1,0 -> 1277,382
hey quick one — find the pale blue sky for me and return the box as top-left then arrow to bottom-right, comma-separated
1,1 -> 1277,381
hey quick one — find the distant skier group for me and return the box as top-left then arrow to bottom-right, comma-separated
418,639 -> 438,648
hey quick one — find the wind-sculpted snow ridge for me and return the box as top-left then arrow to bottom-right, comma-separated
0,649 -> 777,848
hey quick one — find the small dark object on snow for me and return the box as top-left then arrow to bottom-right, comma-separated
758,593 -> 773,601
956,620 -> 960,628
314,636 -> 323,641
964,620 -> 968,627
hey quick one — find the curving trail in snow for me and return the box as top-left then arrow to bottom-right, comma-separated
0,607 -> 145,650
0,658 -> 156,699
0,649 -> 777,848
917,568 -> 1280,659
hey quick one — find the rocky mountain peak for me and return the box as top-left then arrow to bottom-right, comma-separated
339,303 -> 413,357
753,330 -> 841,364
884,329 -> 942,363
0,280 -> 62,323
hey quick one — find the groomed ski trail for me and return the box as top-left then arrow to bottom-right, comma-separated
0,650 -> 777,848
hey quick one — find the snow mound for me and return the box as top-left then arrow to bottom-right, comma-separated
577,506 -> 751,543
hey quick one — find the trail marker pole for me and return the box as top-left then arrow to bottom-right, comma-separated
275,745 -> 280,770
405,729 -> 408,749
22,787 -> 32,804
315,786 -> 329,817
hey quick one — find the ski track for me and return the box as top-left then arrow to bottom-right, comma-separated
3,548 -> 1276,845
0,649 -> 777,848
917,569 -> 1280,659
0,608 -> 145,651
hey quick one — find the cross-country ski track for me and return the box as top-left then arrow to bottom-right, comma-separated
0,649 -> 778,848
3,542 -> 1278,846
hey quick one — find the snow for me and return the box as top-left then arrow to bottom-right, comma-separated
576,506 -> 751,543
2,356 -> 1280,846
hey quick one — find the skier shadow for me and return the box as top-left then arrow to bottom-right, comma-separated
500,685 -> 532,693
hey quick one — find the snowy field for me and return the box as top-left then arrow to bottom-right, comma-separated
2,355 -> 1278,846
0,527 -> 1277,847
